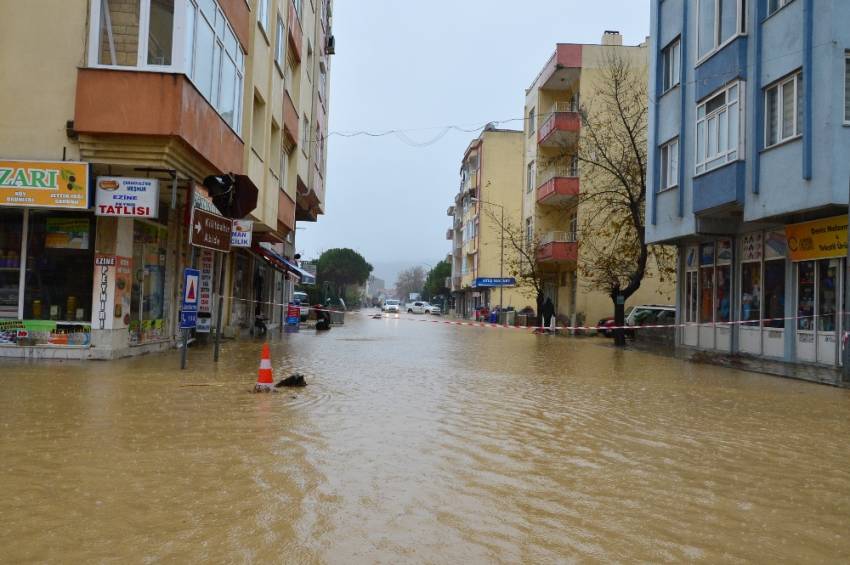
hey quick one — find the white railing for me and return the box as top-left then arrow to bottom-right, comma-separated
537,163 -> 579,185
540,231 -> 578,245
552,98 -> 579,114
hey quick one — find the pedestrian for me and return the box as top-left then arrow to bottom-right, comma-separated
541,298 -> 555,329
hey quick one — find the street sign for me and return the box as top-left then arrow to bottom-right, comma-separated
190,207 -> 232,252
473,277 -> 517,288
182,268 -> 200,312
180,310 -> 198,329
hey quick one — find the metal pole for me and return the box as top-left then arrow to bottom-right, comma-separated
499,205 -> 504,315
181,245 -> 196,370
214,250 -> 226,362
842,176 -> 850,382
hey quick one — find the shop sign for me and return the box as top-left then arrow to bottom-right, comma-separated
741,232 -> 763,262
95,176 -> 159,218
785,215 -> 848,261
190,207 -> 232,252
0,160 -> 89,209
196,250 -> 214,333
231,220 -> 253,247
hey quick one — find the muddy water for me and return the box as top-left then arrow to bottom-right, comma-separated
1,314 -> 850,563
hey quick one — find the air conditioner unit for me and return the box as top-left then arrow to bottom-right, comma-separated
326,35 -> 336,55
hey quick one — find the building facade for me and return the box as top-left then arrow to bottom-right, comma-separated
448,127 -> 527,318
0,0 -> 332,358
647,0 -> 850,375
522,34 -> 671,327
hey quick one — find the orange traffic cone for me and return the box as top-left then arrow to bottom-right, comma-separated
254,343 -> 274,392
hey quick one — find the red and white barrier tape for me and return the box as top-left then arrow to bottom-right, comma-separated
223,295 -> 833,333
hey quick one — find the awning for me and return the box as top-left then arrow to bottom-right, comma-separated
252,243 -> 316,284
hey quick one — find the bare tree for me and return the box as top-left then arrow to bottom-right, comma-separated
570,51 -> 675,345
395,266 -> 426,301
483,208 -> 547,318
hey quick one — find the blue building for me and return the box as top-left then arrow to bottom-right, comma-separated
647,0 -> 850,373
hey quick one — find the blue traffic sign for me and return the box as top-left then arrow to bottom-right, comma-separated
182,268 -> 200,312
180,310 -> 198,329
473,277 -> 517,288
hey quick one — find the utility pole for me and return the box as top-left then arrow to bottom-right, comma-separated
843,176 -> 850,383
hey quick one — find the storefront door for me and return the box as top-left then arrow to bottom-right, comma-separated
129,220 -> 168,344
794,259 -> 842,365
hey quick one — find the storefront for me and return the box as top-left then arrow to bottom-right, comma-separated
129,219 -> 169,344
786,216 -> 846,366
0,161 -> 94,348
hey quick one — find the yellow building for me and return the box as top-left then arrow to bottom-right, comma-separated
0,0 -> 333,357
448,126 -> 528,319
521,33 -> 673,326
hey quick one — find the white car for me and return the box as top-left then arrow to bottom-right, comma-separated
382,299 -> 401,313
406,301 -> 439,314
425,304 -> 441,315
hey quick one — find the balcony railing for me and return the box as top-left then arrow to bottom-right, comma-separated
537,231 -> 579,263
538,101 -> 581,146
541,231 -> 578,245
538,163 -> 578,185
536,163 -> 580,206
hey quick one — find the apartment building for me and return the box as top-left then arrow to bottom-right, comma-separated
522,34 -> 671,326
0,0 -> 332,358
647,0 -> 850,376
448,126 -> 526,318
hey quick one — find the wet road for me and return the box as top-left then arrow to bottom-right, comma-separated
2,312 -> 850,563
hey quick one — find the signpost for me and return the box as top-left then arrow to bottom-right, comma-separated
180,267 -> 199,369
191,207 -> 233,252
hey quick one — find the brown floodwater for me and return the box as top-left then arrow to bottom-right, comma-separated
1,313 -> 850,563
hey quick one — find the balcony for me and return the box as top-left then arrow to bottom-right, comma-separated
537,231 -> 578,263
536,165 -> 580,206
282,90 -> 299,152
288,0 -> 303,62
461,171 -> 478,194
538,102 -> 581,148
447,205 -> 455,216
446,229 -> 453,240
74,68 -> 244,179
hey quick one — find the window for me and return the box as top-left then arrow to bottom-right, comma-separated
306,40 -> 314,81
662,38 -> 681,92
257,0 -> 268,32
527,161 -> 535,193
252,95 -> 266,153
768,0 -> 794,16
697,0 -> 746,60
528,108 -> 536,136
659,137 -> 679,191
765,72 -> 802,147
696,82 -> 743,175
275,15 -> 285,69
91,0 -> 245,133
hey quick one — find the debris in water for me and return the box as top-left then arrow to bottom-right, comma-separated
275,373 -> 307,388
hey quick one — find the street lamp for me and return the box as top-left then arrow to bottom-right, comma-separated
471,197 -> 505,311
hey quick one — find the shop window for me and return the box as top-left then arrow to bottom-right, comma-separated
797,260 -> 815,330
818,259 -> 839,332
129,220 -> 168,344
0,210 -> 24,319
23,213 -> 95,322
698,243 -> 716,322
685,271 -> 698,323
740,262 -> 761,325
763,260 -> 786,328
715,240 -> 732,323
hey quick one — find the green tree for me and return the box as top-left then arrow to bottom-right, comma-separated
316,248 -> 373,302
422,260 -> 452,301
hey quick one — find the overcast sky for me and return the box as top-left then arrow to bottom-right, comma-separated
297,0 -> 650,285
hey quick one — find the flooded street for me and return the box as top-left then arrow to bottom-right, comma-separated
2,314 -> 850,563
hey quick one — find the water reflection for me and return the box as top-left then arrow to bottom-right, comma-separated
1,313 -> 849,562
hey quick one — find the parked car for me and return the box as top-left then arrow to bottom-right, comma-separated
598,305 -> 675,338
293,291 -> 310,321
382,299 -> 401,313
425,304 -> 441,315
